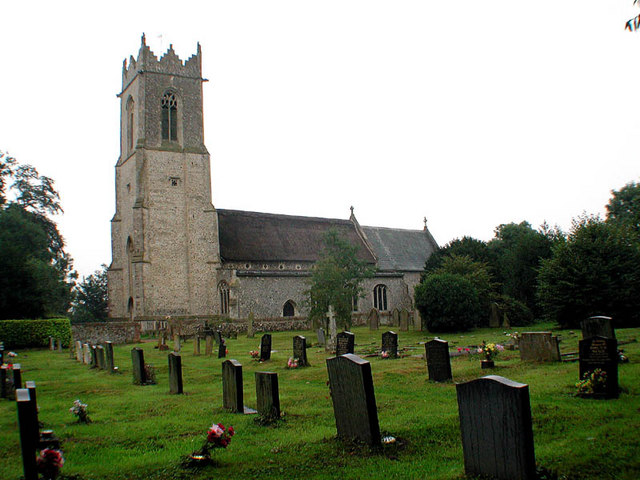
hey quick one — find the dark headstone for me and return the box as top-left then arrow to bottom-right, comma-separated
578,336 -> 619,398
255,371 -> 280,420
25,381 -> 39,434
90,345 -> 98,369
519,332 -> 560,362
456,375 -> 536,480
381,331 -> 398,358
0,365 -> 8,398
260,334 -> 272,361
104,341 -> 115,372
213,331 -> 223,345
131,348 -> 146,385
16,388 -> 39,480
368,308 -> 379,330
293,335 -> 309,366
222,359 -> 245,413
96,346 -> 106,370
336,331 -> 355,356
581,316 -> 615,340
326,354 -> 381,446
12,364 -> 23,391
218,339 -> 227,359
425,339 -> 452,382
316,328 -> 326,346
168,353 -> 183,394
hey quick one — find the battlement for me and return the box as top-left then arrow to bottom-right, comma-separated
122,34 -> 202,89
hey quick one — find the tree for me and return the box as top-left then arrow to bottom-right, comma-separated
606,181 -> 640,234
537,215 -> 640,328
0,151 -> 74,319
423,236 -> 492,276
305,229 -> 374,330
71,265 -> 108,322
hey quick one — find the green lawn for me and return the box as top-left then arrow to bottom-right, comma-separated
1,323 -> 638,480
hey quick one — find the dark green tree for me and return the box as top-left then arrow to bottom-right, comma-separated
305,229 -> 374,330
71,265 -> 108,322
537,215 -> 640,328
423,236 -> 492,276
606,181 -> 640,234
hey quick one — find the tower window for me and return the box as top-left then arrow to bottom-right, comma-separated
219,281 -> 230,315
161,92 -> 178,141
126,97 -> 135,152
169,177 -> 180,187
283,300 -> 296,317
373,284 -> 387,311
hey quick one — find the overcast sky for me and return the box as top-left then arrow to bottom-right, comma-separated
1,1 -> 639,278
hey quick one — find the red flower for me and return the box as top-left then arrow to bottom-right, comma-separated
227,426 -> 235,436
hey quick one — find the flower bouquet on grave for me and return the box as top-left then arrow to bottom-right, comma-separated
187,423 -> 235,467
381,351 -> 390,359
576,368 -> 608,396
36,448 -> 64,480
249,350 -> 260,360
286,357 -> 299,369
477,341 -> 504,368
69,399 -> 91,423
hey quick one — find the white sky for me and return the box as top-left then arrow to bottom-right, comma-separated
1,1 -> 639,278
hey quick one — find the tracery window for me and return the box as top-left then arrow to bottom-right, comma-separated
283,300 -> 295,317
219,281 -> 230,315
373,284 -> 387,311
126,97 -> 135,152
161,92 -> 178,141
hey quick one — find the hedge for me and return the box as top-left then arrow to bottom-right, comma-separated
0,318 -> 72,349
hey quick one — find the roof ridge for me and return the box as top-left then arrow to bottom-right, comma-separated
217,208 -> 352,224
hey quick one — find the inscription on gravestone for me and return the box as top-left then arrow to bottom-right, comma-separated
260,334 -> 272,361
326,354 -> 381,446
381,331 -> 398,358
255,371 -> 280,420
293,336 -> 309,366
581,316 -> 615,340
425,339 -> 452,382
336,332 -> 355,356
579,336 -> 619,398
456,375 -> 536,480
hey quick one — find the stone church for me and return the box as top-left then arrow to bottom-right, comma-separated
107,36 -> 438,326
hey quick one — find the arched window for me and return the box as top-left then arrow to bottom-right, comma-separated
283,300 -> 296,317
373,284 -> 387,311
161,92 -> 178,141
126,237 -> 134,298
126,96 -> 135,152
219,281 -> 230,315
127,297 -> 134,321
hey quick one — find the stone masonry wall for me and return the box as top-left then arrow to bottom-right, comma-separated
71,322 -> 140,345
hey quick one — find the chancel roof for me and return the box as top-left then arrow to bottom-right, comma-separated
361,226 -> 438,272
217,209 -> 376,264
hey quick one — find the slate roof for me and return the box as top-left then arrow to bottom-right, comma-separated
217,209 -> 376,264
361,226 -> 438,272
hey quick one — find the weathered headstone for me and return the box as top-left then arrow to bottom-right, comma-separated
82,343 -> 91,364
260,334 -> 272,362
0,365 -> 8,398
425,339 -> 452,382
489,302 -> 501,328
158,330 -> 169,351
519,332 -> 560,362
326,354 -> 381,446
218,339 -> 227,359
90,345 -> 98,368
327,306 -> 338,352
456,376 -> 536,480
104,341 -> 115,372
49,336 -> 55,351
247,311 -> 255,338
173,334 -> 181,352
581,316 -> 615,340
316,328 -> 326,346
75,341 -> 83,362
381,331 -> 398,358
368,308 -> 379,330
168,353 -> 183,394
400,309 -> 410,331
336,331 -> 355,356
57,338 -> 63,351
579,336 -> 619,398
96,346 -> 106,370
16,388 -> 39,480
131,348 -> 146,385
255,371 -> 280,420
414,310 -> 423,331
392,308 -> 401,327
222,359 -> 256,414
293,335 -> 309,366
193,336 -> 201,356
205,335 -> 213,356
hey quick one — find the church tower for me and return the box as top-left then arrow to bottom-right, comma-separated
108,35 -> 220,320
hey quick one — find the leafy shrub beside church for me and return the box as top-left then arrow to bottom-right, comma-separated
0,318 -> 71,349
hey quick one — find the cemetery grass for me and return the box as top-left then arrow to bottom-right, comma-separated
0,323 -> 638,480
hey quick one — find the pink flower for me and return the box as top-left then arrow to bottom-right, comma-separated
457,347 -> 462,352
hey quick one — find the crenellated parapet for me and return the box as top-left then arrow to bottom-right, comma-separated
122,33 -> 202,89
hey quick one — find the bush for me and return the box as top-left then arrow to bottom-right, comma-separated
414,273 -> 482,332
0,318 -> 71,349
496,294 -> 534,327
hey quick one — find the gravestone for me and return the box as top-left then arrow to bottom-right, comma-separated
400,309 -> 410,331
131,348 -> 146,385
0,344 -> 3,365
414,310 -> 423,331
381,331 -> 398,358
96,346 -> 106,370
326,354 -> 381,446
247,311 -> 255,338
0,365 -> 8,398
579,336 -> 619,398
368,308 -> 379,330
581,316 -> 615,340
205,335 -> 213,356
168,353 -> 183,394
255,371 -> 280,420
336,332 -> 355,356
214,331 -> 223,345
519,332 -> 560,362
12,364 -> 23,393
16,388 -> 39,480
218,339 -> 227,359
25,381 -> 39,430
82,343 -> 91,364
392,308 -> 400,327
158,330 -> 169,351
222,359 -> 256,414
57,338 -> 63,351
49,336 -> 55,351
456,375 -> 536,480
316,328 -> 326,346
104,341 -> 115,372
425,339 -> 452,382
193,336 -> 201,356
90,345 -> 98,368
173,334 -> 181,353
260,334 -> 272,361
293,335 -> 309,366
489,302 -> 501,328
75,341 -> 83,362
327,306 -> 338,352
